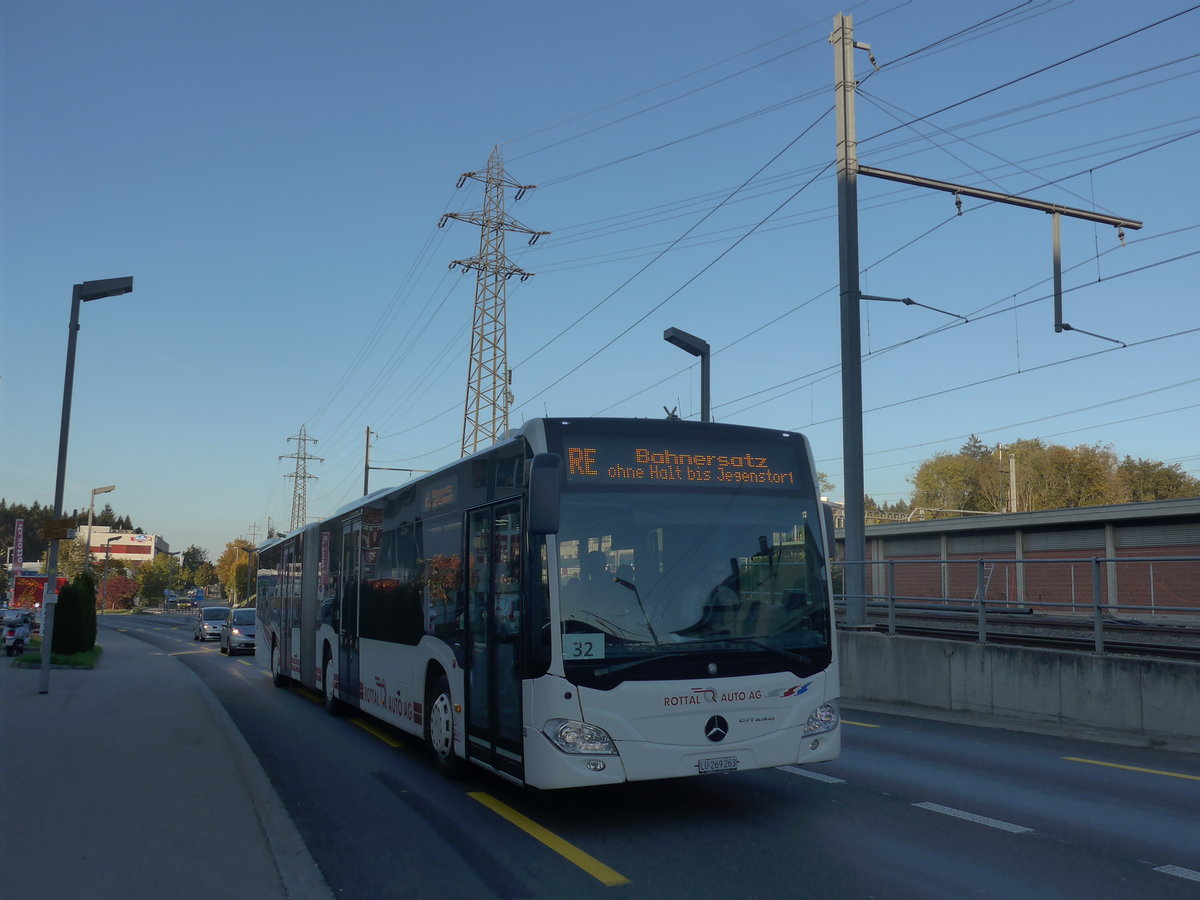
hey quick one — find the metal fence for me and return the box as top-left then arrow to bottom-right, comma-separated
833,555 -> 1200,653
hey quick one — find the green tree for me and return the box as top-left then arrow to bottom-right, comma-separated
137,553 -> 181,605
53,572 -> 97,655
1022,442 -> 1116,510
1113,456 -> 1200,502
181,545 -> 209,572
910,452 -> 979,515
194,561 -> 216,590
961,434 -> 990,460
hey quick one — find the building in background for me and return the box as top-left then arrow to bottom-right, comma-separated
83,526 -> 171,566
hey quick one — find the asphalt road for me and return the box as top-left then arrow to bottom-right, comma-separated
110,614 -> 1200,899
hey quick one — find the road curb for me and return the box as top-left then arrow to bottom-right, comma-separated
110,623 -> 335,900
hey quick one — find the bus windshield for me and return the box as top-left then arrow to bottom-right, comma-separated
556,490 -> 830,684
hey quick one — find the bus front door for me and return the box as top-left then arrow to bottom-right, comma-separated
466,501 -> 524,781
338,518 -> 361,707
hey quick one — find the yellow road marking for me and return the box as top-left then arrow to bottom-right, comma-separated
842,719 -> 879,728
1064,757 -> 1200,782
469,791 -> 631,886
351,717 -> 405,748
237,658 -> 253,666
292,686 -> 322,703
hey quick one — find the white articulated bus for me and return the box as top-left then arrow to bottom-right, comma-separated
255,417 -> 840,789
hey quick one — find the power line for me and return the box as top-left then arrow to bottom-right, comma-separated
862,4 -> 1200,144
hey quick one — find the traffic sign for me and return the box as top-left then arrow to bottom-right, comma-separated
43,519 -> 77,540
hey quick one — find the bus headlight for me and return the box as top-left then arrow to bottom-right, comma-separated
542,719 -> 618,755
802,702 -> 839,735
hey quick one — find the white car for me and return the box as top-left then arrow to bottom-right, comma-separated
193,606 -> 230,641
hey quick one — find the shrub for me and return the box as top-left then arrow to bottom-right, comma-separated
52,572 -> 97,655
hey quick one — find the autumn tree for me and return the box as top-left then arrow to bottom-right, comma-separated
100,573 -> 139,610
55,536 -> 90,580
216,540 -> 255,603
1113,457 -> 1200,502
910,437 -> 1195,515
910,449 -> 983,514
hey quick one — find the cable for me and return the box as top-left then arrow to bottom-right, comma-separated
862,4 -> 1200,145
515,158 -> 836,413
513,114 -> 831,373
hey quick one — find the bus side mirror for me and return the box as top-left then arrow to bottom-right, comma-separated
821,501 -> 836,552
528,453 -> 563,535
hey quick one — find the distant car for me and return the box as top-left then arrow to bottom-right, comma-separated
219,607 -> 257,656
194,605 -> 231,641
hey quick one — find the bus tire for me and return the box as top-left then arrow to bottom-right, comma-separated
426,673 -> 461,777
271,642 -> 289,687
322,654 -> 342,716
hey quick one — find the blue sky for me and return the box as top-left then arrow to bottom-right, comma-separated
3,0 -> 1198,560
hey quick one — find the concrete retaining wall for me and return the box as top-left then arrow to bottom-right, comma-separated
838,631 -> 1200,751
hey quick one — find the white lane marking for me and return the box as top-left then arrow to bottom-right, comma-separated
778,765 -> 846,784
1156,865 -> 1200,883
913,802 -> 1033,834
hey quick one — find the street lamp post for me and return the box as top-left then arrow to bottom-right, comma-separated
84,484 -> 116,573
100,536 -> 120,620
663,327 -> 711,422
40,276 -> 134,694
243,547 -> 256,607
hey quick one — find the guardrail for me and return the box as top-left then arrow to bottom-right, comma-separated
833,555 -> 1200,654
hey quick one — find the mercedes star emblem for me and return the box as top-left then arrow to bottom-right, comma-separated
704,715 -> 729,742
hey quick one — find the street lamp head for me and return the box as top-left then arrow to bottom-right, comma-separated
92,484 -> 116,496
77,277 -> 133,302
663,326 -> 712,423
663,326 -> 709,357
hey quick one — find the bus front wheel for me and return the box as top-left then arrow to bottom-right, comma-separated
323,654 -> 342,716
426,673 -> 461,777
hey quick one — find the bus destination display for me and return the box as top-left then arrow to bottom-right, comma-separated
565,443 -> 800,487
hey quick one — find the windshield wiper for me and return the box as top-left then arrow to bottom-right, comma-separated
613,575 -> 660,646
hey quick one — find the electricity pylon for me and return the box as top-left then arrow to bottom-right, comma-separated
439,145 -> 549,457
280,426 -> 323,532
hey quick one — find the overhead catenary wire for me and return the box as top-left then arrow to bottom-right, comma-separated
272,4 -> 1198,525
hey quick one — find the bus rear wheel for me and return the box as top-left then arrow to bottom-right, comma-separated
271,642 -> 289,687
426,674 -> 461,777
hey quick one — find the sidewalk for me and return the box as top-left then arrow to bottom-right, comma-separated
0,626 -> 332,899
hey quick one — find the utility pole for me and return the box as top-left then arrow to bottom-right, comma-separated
280,426 -> 323,532
364,426 -> 376,496
364,425 -> 429,494
1008,452 -> 1019,514
439,145 -> 549,457
830,14 -> 1141,627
